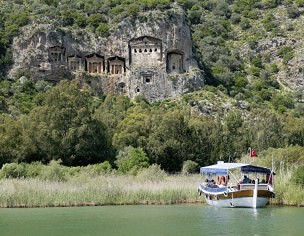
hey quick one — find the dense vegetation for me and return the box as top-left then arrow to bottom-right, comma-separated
1,80 -> 304,174
0,0 -> 303,181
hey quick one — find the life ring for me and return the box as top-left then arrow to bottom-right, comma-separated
221,176 -> 227,185
217,176 -> 221,185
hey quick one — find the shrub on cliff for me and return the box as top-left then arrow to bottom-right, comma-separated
96,23 -> 109,37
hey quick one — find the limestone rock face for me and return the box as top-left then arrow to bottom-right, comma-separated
9,5 -> 204,101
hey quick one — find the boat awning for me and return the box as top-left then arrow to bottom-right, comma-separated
241,165 -> 275,175
200,163 -> 248,175
200,162 -> 275,175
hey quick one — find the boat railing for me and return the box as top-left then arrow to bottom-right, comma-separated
240,183 -> 269,190
200,184 -> 228,193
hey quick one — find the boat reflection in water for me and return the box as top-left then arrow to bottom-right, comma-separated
198,161 -> 275,208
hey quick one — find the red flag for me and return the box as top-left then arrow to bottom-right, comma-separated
249,148 -> 257,157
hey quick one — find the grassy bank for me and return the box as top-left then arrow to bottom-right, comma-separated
0,174 -> 202,208
1,172 -> 303,208
0,157 -> 303,208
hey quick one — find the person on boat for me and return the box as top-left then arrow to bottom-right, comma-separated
207,179 -> 217,188
242,175 -> 250,183
210,179 -> 216,187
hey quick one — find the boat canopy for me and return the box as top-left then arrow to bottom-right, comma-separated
200,162 -> 274,175
241,165 -> 274,175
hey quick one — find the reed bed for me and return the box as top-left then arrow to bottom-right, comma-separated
0,174 -> 203,208
0,168 -> 303,208
269,167 -> 304,206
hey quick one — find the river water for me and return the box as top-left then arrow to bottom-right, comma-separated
0,205 -> 302,236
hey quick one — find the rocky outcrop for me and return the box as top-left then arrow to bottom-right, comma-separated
9,4 -> 204,101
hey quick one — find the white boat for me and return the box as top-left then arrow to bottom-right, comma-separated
198,161 -> 275,208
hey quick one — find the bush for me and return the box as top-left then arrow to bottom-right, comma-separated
251,57 -> 263,68
234,77 -> 248,89
96,23 -> 109,37
127,4 -> 140,16
277,46 -> 294,64
283,51 -> 294,64
271,93 -> 294,110
1,162 -> 25,178
277,46 -> 293,57
115,146 -> 149,175
270,63 -> 279,73
93,161 -> 112,175
74,14 -> 87,28
261,0 -> 279,9
41,160 -> 66,181
231,13 -> 241,24
240,18 -> 251,30
23,162 -> 44,178
287,6 -> 300,19
87,14 -> 106,28
182,160 -> 198,175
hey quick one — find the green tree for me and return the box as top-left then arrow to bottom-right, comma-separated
186,114 -> 218,166
113,106 -> 150,149
245,110 -> 284,151
115,146 -> 149,174
146,110 -> 192,172
95,94 -> 131,139
27,80 -> 113,165
282,116 -> 304,146
0,117 -> 36,166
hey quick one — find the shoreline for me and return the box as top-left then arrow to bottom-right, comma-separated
1,201 -> 303,209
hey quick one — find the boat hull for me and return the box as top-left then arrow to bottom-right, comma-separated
205,196 -> 269,208
202,190 -> 274,208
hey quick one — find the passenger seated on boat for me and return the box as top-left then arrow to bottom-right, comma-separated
261,179 -> 266,183
207,180 -> 218,188
242,175 -> 250,183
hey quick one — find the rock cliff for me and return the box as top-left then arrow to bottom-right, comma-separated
9,4 -> 204,101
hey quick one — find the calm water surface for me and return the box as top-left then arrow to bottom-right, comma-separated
0,205 -> 303,236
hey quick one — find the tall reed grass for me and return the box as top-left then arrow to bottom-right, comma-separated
1,155 -> 303,208
269,167 -> 304,206
0,174 -> 203,208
